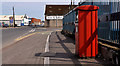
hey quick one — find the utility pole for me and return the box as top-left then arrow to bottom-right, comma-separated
119,22 -> 120,45
92,0 -> 93,5
56,16 -> 57,27
118,2 -> 120,62
71,0 -> 73,10
73,0 -> 74,5
13,6 -> 15,27
71,0 -> 72,5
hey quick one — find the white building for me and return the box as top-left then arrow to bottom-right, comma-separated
0,15 -> 29,27
23,14 -> 29,26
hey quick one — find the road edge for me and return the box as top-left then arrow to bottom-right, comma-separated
44,31 -> 53,66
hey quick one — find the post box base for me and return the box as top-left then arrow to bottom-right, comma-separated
78,56 -> 98,59
78,54 -> 99,59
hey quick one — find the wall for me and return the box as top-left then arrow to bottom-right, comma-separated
45,19 -> 63,27
44,20 -> 50,27
15,20 -> 22,26
24,18 -> 29,26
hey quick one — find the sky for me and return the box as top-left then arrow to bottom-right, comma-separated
2,2 -> 46,21
1,0 -> 80,21
1,0 -> 120,21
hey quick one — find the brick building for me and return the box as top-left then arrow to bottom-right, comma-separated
31,18 -> 41,25
44,5 -> 77,27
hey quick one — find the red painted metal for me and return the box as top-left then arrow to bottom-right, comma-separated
75,23 -> 79,55
31,18 -> 41,24
75,5 -> 99,11
75,5 -> 99,57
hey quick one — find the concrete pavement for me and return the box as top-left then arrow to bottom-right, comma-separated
48,31 -> 112,65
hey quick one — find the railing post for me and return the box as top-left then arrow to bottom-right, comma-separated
118,24 -> 120,65
119,21 -> 120,45
118,50 -> 120,65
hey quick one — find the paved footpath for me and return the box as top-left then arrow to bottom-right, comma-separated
49,31 -> 112,65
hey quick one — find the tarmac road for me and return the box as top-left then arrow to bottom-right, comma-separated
2,31 -> 51,64
2,26 -> 61,48
2,26 -> 54,64
2,26 -> 36,48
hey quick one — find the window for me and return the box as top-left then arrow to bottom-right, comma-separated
49,6 -> 52,8
49,10 -> 52,13
58,8 -> 61,10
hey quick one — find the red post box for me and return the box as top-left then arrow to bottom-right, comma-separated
75,5 -> 99,57
75,23 -> 79,55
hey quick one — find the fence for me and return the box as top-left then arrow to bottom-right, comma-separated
98,2 -> 120,45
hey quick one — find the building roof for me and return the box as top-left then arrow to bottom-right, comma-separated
0,15 -> 29,20
45,5 -> 77,15
31,18 -> 41,23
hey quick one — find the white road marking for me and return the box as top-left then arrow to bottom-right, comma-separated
29,29 -> 33,32
32,29 -> 36,32
16,28 -> 36,39
29,29 -> 36,32
42,33 -> 44,34
44,32 -> 52,66
44,57 -> 50,65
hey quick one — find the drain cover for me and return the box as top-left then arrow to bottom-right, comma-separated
35,52 -> 56,57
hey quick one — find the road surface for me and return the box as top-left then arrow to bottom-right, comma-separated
2,26 -> 36,48
2,26 -> 62,64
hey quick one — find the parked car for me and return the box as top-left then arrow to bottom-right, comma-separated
3,24 -> 9,28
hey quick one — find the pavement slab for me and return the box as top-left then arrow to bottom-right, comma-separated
49,31 -> 112,65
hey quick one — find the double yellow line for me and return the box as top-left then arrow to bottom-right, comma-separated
15,31 -> 49,41
15,30 -> 60,41
15,32 -> 37,41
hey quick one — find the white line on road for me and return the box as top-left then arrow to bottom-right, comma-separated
16,29 -> 36,39
32,29 -> 36,32
44,32 -> 52,66
29,29 -> 36,32
29,29 -> 33,32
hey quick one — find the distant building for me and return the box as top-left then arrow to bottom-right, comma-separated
40,21 -> 45,26
23,14 -> 29,26
31,18 -> 41,25
0,15 -> 29,27
44,5 -> 77,27
28,18 -> 32,26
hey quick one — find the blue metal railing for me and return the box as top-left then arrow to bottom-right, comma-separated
96,2 -> 120,45
98,12 -> 120,44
